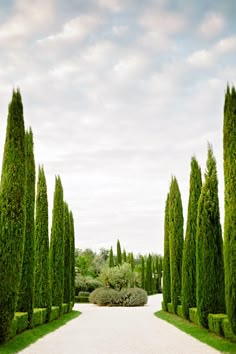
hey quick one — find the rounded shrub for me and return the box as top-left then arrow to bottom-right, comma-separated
89,287 -> 147,307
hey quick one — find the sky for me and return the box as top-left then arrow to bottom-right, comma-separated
0,0 -> 235,255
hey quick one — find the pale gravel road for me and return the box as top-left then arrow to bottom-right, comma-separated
19,295 -> 219,354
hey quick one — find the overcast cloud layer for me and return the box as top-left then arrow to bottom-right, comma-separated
0,0 -> 235,254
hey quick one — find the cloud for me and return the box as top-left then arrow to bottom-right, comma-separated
37,14 -> 102,45
97,0 -> 122,13
215,35 -> 236,53
112,25 -> 128,36
186,49 -> 213,67
198,12 -> 225,38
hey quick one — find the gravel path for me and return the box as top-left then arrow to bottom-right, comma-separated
19,295 -> 219,354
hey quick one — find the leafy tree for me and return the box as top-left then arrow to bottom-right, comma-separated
69,211 -> 75,304
34,166 -> 50,311
99,263 -> 133,290
169,177 -> 184,314
0,89 -> 26,343
64,202 -> 71,305
17,129 -> 36,327
163,193 -> 171,310
181,157 -> 202,319
196,145 -> 225,327
50,176 -> 64,313
109,247 -> 114,267
117,239 -> 122,265
223,85 -> 236,333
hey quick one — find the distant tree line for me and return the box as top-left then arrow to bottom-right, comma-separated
0,90 -> 75,343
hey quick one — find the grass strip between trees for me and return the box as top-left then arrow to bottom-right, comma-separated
155,310 -> 236,354
0,310 -> 81,354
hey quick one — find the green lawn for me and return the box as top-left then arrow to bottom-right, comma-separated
155,310 -> 236,354
0,310 -> 81,354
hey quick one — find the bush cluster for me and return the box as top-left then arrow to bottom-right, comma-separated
89,287 -> 147,307
75,276 -> 103,293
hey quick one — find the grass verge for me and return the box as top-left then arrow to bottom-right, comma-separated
155,310 -> 236,354
0,310 -> 81,354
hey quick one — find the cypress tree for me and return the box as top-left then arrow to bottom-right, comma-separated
163,193 -> 171,310
109,247 -> 114,267
17,128 -> 36,327
169,177 -> 183,314
50,176 -> 64,313
224,85 -> 236,333
117,239 -> 122,265
64,202 -> 71,306
122,249 -> 127,263
196,145 -> 225,327
69,210 -> 75,305
0,89 -> 26,342
34,166 -> 50,311
141,256 -> 145,289
145,254 -> 153,295
129,252 -> 135,271
181,157 -> 202,319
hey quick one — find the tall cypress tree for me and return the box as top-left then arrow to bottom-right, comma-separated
145,254 -> 153,295
181,157 -> 202,319
17,128 -> 36,327
196,145 -> 225,327
0,89 -> 26,342
169,177 -> 183,314
34,166 -> 50,311
224,85 -> 236,333
141,256 -> 145,289
50,176 -> 64,313
117,239 -> 122,265
64,202 -> 71,306
69,210 -> 75,305
109,247 -> 114,267
163,193 -> 171,310
122,249 -> 127,263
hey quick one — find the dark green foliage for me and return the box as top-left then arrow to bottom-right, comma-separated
50,176 -> 64,312
182,157 -> 202,319
32,309 -> 47,327
141,256 -> 145,289
109,247 -> 114,267
167,303 -> 174,313
63,203 -> 71,305
17,129 -> 36,327
177,305 -> 183,317
163,193 -> 171,309
208,314 -> 227,336
69,211 -> 75,304
169,177 -> 184,314
89,287 -> 147,306
15,313 -> 28,334
116,239 -> 122,265
49,307 -> 60,322
145,254 -> 153,294
34,166 -> 50,311
196,145 -> 225,328
189,308 -> 199,325
0,89 -> 26,343
224,85 -> 236,334
122,249 -> 127,262
75,275 -> 102,293
128,252 -> 135,271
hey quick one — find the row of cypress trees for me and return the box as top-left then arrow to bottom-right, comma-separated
0,90 -> 75,343
163,85 -> 236,332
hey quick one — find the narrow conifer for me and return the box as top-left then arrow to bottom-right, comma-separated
69,211 -> 75,304
169,177 -> 184,314
224,85 -> 236,333
0,89 -> 26,342
109,247 -> 114,267
50,176 -> 64,312
117,239 -> 122,265
34,166 -> 50,311
181,157 -> 202,319
163,193 -> 171,310
196,145 -> 225,327
17,129 -> 36,327
64,202 -> 71,306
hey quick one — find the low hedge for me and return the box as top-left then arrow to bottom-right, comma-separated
208,314 -> 227,336
75,291 -> 90,303
189,308 -> 199,325
177,305 -> 183,317
89,287 -> 147,307
61,304 -> 68,315
33,308 -> 47,327
161,301 -> 167,311
15,313 -> 28,334
167,303 -> 174,313
222,318 -> 236,342
49,306 -> 60,322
